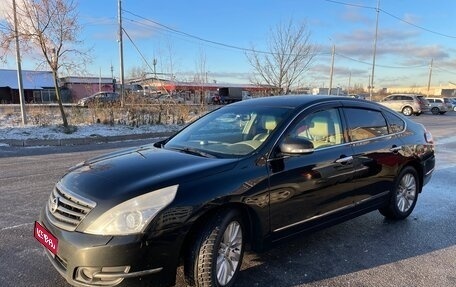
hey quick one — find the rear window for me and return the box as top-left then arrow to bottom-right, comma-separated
417,96 -> 429,104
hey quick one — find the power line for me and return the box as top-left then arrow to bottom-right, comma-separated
123,9 -> 268,54
123,16 -> 233,52
336,52 -> 428,69
323,0 -> 374,10
121,6 -> 454,74
434,65 -> 456,75
123,9 -> 428,70
323,0 -> 456,39
123,8 -> 325,57
122,27 -> 155,73
379,9 -> 456,39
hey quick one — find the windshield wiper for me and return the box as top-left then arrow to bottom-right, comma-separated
170,147 -> 216,158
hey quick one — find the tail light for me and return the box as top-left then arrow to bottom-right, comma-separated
417,123 -> 434,144
424,128 -> 433,144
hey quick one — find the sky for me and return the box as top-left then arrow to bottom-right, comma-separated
1,0 -> 456,90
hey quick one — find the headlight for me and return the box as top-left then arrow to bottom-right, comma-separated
84,185 -> 178,236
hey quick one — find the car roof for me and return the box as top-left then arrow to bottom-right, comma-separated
228,95 -> 370,110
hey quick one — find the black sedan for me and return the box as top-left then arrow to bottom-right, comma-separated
35,95 -> 435,287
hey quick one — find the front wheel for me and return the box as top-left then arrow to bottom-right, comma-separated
431,107 -> 440,115
185,209 -> 245,287
379,166 -> 419,220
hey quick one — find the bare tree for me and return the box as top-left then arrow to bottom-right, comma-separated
1,0 -> 90,128
128,66 -> 147,79
246,19 -> 316,94
194,48 -> 207,105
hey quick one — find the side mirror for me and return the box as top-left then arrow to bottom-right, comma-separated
280,137 -> 314,155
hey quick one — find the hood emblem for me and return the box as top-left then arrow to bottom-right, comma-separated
50,197 -> 60,214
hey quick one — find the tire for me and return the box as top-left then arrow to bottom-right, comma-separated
402,106 -> 413,116
431,107 -> 439,115
379,166 -> 419,220
185,209 -> 245,287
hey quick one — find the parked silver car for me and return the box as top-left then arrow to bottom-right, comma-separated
77,92 -> 120,107
426,97 -> 452,115
451,98 -> 456,111
379,94 -> 430,116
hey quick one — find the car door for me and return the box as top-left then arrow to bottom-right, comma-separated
383,95 -> 399,112
340,105 -> 407,203
267,104 -> 357,234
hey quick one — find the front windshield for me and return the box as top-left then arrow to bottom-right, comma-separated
164,105 -> 292,158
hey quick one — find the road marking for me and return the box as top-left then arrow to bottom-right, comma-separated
1,222 -> 32,231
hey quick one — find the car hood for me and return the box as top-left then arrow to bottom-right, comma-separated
59,144 -> 238,203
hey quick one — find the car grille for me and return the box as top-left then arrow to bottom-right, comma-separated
45,183 -> 96,231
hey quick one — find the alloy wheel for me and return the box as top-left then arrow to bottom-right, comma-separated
216,221 -> 243,286
396,173 -> 417,213
402,107 -> 412,116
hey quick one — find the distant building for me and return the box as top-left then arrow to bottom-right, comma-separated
386,85 -> 456,97
60,76 -> 115,102
128,76 -> 276,100
0,69 -> 55,104
311,87 -> 346,96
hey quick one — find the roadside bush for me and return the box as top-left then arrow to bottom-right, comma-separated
27,106 -> 61,126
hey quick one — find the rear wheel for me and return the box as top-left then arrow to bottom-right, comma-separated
402,106 -> 413,116
379,166 -> 419,220
431,107 -> 440,115
185,209 -> 245,287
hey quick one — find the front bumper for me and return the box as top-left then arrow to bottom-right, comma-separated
39,209 -> 181,287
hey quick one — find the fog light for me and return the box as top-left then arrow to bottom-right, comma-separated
75,266 -> 130,285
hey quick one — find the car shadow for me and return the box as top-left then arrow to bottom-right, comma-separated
233,210 -> 456,286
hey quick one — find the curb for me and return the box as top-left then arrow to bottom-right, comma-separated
0,132 -> 175,147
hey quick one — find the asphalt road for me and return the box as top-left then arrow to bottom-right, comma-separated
0,113 -> 455,287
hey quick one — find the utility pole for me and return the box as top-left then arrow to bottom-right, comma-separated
110,63 -> 115,92
153,58 -> 157,79
118,0 -> 125,107
427,58 -> 433,97
328,44 -> 335,95
99,68 -> 103,92
368,74 -> 371,95
13,0 -> 27,125
370,0 -> 380,101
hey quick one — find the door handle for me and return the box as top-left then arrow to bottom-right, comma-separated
390,146 -> 402,153
335,156 -> 353,164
